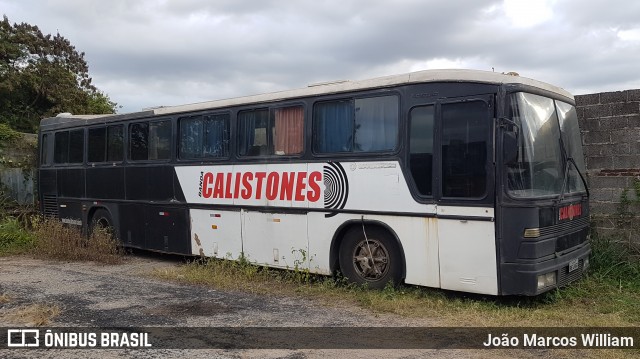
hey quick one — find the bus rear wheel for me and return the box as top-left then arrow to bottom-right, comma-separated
338,226 -> 402,289
90,209 -> 114,236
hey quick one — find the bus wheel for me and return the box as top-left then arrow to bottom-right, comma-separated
90,209 -> 114,236
339,226 -> 402,289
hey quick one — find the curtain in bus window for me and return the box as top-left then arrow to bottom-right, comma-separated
314,100 -> 353,153
239,110 -> 269,156
354,96 -> 398,152
204,115 -> 227,157
149,121 -> 171,160
180,117 -> 204,159
274,106 -> 303,155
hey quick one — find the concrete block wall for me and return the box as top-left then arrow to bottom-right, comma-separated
575,90 -> 640,245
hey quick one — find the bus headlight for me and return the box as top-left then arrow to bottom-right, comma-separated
537,272 -> 557,290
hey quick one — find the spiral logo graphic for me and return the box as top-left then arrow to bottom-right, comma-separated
323,162 -> 349,217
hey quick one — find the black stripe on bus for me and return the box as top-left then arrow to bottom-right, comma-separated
68,198 -> 495,222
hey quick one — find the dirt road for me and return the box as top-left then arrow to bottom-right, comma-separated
0,255 -> 566,358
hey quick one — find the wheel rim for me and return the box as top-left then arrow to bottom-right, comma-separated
351,238 -> 390,281
95,217 -> 110,230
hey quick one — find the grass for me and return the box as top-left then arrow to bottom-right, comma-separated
5,303 -> 61,326
0,216 -> 35,254
153,234 -> 640,329
0,215 -> 123,263
32,217 -> 123,264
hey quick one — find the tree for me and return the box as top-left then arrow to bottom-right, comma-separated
0,15 -> 117,133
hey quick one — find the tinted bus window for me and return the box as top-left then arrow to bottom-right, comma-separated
314,95 -> 398,153
441,101 -> 489,198
68,129 -> 84,163
41,134 -> 51,165
149,121 -> 171,160
409,105 -> 435,196
88,127 -> 107,162
107,125 -> 124,162
130,120 -> 171,161
129,123 -> 148,161
54,131 -> 69,163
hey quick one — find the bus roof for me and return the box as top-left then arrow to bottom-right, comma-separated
43,69 -> 573,125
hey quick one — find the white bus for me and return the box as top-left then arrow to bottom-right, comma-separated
38,69 -> 590,295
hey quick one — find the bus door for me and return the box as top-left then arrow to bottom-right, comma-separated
435,96 -> 498,295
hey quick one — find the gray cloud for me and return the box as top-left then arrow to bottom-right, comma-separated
2,0 -> 639,113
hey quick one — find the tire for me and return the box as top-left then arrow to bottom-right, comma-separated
338,225 -> 403,289
89,209 -> 115,237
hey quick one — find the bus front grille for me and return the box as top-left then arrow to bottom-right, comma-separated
557,259 -> 585,287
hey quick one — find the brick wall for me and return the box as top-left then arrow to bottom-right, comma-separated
575,90 -> 640,245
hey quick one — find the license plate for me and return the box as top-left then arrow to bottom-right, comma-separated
569,258 -> 579,272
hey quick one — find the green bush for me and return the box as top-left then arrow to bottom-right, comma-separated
0,217 -> 35,253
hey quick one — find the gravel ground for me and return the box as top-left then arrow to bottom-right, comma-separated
0,254 -> 569,358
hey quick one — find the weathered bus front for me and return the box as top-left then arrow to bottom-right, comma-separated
497,88 -> 590,295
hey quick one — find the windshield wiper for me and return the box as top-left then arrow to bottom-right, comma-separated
557,156 -> 590,202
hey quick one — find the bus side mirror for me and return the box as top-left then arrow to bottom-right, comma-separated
500,117 -> 519,165
503,131 -> 518,164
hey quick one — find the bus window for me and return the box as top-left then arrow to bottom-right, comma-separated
68,129 -> 84,163
313,95 -> 398,153
354,96 -> 398,152
107,125 -> 124,162
239,109 -> 270,156
441,101 -> 489,198
180,116 -> 204,158
313,100 -> 353,153
53,129 -> 84,164
179,114 -> 229,159
89,125 -> 123,163
149,121 -> 171,160
130,120 -> 171,161
88,127 -> 107,162
273,106 -> 303,155
129,123 -> 149,161
409,105 -> 435,196
41,134 -> 51,165
54,131 -> 70,164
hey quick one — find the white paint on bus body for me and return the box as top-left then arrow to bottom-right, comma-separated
175,161 -> 498,295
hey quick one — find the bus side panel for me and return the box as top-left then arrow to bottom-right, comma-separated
57,168 -> 85,198
437,207 -> 497,295
119,203 -> 146,248
126,166 -> 175,201
189,208 -> 242,260
86,167 -> 125,199
144,206 -> 190,254
39,169 -> 57,196
306,213 -> 440,286
242,210 -> 309,270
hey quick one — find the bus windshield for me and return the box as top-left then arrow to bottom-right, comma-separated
507,92 -> 587,198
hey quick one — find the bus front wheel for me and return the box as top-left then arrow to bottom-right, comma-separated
338,226 -> 402,289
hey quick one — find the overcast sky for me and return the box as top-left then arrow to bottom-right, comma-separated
2,0 -> 640,113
